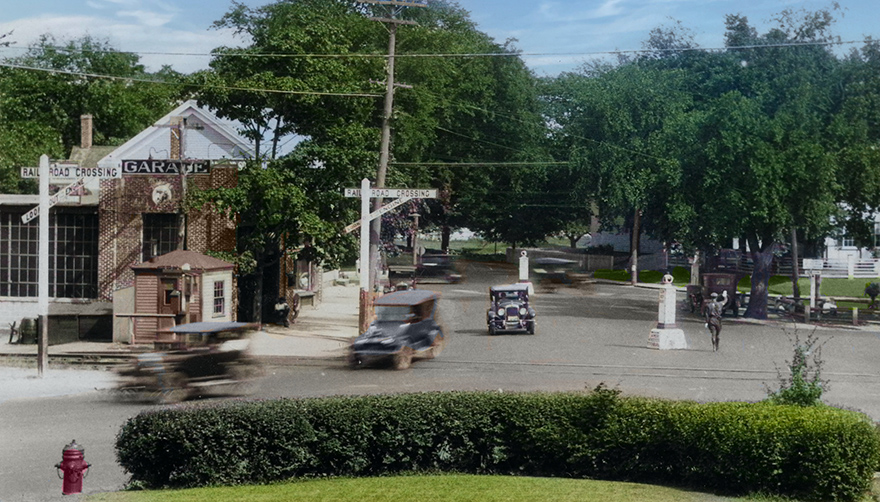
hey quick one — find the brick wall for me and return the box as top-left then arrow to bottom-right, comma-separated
97,166 -> 238,302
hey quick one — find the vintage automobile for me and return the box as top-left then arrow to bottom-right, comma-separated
687,273 -> 742,317
349,289 -> 445,370
487,283 -> 536,335
388,251 -> 462,285
416,253 -> 462,283
532,257 -> 577,291
114,321 -> 262,403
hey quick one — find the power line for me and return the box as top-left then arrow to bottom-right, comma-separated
391,161 -> 568,166
1,38 -> 873,61
0,62 -> 382,98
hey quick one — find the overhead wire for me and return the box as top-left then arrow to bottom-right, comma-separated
0,38 -> 873,60
0,62 -> 382,98
2,34 -> 861,167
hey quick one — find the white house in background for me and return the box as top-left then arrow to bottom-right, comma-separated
823,214 -> 880,261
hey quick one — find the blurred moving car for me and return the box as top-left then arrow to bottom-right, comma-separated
388,249 -> 462,284
349,289 -> 445,370
487,283 -> 536,335
416,253 -> 462,283
532,257 -> 577,291
114,321 -> 262,403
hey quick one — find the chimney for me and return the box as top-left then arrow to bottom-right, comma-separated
80,114 -> 93,149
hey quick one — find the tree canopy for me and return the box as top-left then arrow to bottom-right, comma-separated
0,35 -> 183,193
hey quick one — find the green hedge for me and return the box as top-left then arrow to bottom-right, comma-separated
115,391 -> 880,501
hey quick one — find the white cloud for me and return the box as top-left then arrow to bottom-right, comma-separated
0,15 -> 242,73
537,0 -> 630,22
117,9 -> 174,27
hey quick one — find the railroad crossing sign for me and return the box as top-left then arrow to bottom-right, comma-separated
21,178 -> 85,224
20,162 -> 121,179
344,187 -> 437,199
344,197 -> 411,234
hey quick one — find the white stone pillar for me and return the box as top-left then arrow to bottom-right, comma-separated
648,281 -> 687,350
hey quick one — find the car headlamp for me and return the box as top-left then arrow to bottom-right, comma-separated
519,307 -> 527,316
380,337 -> 396,345
497,308 -> 504,316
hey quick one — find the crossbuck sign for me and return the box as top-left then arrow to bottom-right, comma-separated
21,178 -> 85,224
344,188 -> 437,199
347,179 -> 437,293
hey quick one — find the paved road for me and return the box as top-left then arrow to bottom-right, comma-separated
3,260 -> 880,501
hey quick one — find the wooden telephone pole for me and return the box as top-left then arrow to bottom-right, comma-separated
356,0 -> 426,322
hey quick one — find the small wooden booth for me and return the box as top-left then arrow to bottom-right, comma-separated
123,250 -> 235,345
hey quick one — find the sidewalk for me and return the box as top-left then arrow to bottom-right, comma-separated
0,282 -> 361,362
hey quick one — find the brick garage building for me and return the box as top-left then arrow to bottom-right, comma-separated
0,101 -> 254,344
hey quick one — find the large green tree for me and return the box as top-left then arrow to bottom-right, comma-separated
544,63 -> 692,282
682,10 -> 842,318
0,35 -> 183,193
191,0 -> 549,269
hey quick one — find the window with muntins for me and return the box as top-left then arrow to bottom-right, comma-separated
0,210 -> 98,298
142,213 -> 179,261
213,280 -> 225,315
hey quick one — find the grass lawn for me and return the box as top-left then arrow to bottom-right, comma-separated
595,267 -> 879,300
84,474 -> 746,502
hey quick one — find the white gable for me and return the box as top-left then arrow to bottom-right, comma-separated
97,100 -> 255,169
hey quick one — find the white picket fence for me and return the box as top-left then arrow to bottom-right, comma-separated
809,257 -> 880,279
668,254 -> 880,279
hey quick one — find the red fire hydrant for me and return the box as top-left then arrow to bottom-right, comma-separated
55,439 -> 90,495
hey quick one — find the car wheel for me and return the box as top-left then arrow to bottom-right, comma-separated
426,332 -> 445,359
157,371 -> 189,404
527,321 -> 535,335
347,350 -> 363,369
488,325 -> 496,336
393,347 -> 413,370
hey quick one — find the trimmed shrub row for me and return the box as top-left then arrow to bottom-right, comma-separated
115,389 -> 880,501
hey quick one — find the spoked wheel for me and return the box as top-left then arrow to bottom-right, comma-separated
393,347 -> 413,370
157,371 -> 189,404
228,364 -> 261,395
426,332 -> 445,359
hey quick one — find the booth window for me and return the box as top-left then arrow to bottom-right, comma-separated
213,280 -> 225,315
142,213 -> 179,261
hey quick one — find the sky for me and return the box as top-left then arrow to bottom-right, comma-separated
1,0 -> 878,77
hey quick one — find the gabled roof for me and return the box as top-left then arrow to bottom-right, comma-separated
69,145 -> 117,168
131,249 -> 234,271
97,100 -> 255,168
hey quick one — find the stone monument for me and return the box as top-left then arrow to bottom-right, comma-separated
648,273 -> 687,350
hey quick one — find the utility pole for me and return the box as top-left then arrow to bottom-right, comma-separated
356,0 -> 426,328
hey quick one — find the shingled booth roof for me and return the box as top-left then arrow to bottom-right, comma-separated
130,249 -> 234,271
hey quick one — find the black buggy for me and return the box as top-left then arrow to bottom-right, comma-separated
114,321 -> 262,403
487,283 -> 536,335
348,289 -> 445,370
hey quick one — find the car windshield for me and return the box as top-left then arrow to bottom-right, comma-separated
495,291 -> 524,302
375,305 -> 415,322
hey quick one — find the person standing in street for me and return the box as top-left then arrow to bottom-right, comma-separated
704,290 -> 727,352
